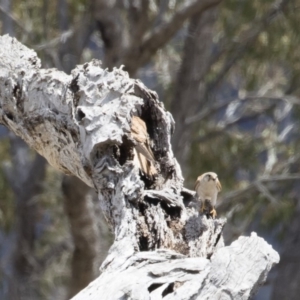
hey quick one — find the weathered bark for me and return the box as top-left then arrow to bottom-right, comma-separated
73,232 -> 275,300
0,35 -> 279,299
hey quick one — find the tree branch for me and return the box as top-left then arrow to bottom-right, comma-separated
127,0 -> 151,43
0,4 -> 31,36
142,0 -> 223,53
186,94 -> 300,125
93,0 -> 124,69
170,6 -> 220,171
219,174 -> 300,211
123,0 -> 224,75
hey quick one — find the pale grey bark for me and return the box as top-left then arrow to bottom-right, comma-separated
73,233 -> 277,300
0,35 -> 279,300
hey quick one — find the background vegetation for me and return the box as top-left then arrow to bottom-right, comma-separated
0,0 -> 299,299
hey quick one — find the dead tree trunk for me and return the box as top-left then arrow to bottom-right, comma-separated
0,35 -> 279,300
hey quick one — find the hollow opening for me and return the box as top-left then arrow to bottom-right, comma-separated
148,283 -> 163,293
162,283 -> 174,297
112,136 -> 134,166
139,236 -> 148,251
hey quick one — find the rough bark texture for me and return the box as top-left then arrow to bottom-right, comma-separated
0,35 -> 279,299
73,233 -> 276,300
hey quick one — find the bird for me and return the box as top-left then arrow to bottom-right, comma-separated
130,116 -> 157,179
194,172 -> 221,219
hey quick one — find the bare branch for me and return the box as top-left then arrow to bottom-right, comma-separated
153,0 -> 170,27
93,0 -> 123,68
124,0 -> 224,74
255,182 -> 278,204
170,6 -> 220,170
142,0 -> 223,51
194,104 -> 276,143
185,99 -> 233,124
127,0 -> 151,43
186,93 -> 298,125
33,29 -> 74,50
0,4 -> 30,36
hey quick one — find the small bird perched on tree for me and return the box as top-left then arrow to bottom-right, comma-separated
131,116 -> 157,179
194,172 -> 221,219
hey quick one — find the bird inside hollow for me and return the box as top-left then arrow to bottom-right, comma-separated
130,116 -> 157,179
194,172 -> 221,219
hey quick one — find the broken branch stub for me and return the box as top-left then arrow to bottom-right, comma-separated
0,35 -> 279,299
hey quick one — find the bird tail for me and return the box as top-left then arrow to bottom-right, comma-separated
133,148 -> 157,179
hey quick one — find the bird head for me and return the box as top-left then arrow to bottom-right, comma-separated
203,172 -> 218,182
201,172 -> 222,191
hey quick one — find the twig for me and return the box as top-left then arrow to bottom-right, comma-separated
255,182 -> 278,204
186,93 -> 299,125
0,5 -> 31,35
124,0 -> 224,73
33,29 -> 74,50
